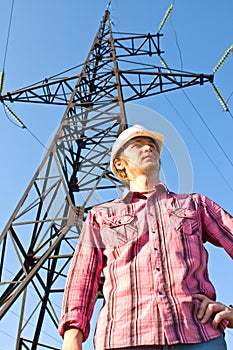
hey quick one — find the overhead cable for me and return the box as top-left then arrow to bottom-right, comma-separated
182,89 -> 233,166
0,0 -> 16,96
164,94 -> 233,193
2,103 -> 48,151
2,0 -> 15,70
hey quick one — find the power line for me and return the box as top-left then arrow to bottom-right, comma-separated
163,93 -> 233,193
2,0 -> 15,70
168,3 -> 184,73
1,0 -> 16,95
159,4 -> 233,168
1,2 -> 48,154
2,103 -> 48,151
160,54 -> 233,168
182,89 -> 233,167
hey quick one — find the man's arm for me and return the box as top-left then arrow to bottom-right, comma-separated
193,293 -> 233,329
62,327 -> 83,350
199,195 -> 233,258
58,210 -> 103,342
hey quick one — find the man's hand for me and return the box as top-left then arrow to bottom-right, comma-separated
62,327 -> 83,350
192,293 -> 233,329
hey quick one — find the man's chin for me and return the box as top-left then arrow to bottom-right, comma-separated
141,164 -> 159,174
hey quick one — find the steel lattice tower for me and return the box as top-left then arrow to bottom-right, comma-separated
0,8 -> 213,350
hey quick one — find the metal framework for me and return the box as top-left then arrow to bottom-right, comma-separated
0,8 -> 213,350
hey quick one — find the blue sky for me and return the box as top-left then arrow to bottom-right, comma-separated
0,0 -> 232,349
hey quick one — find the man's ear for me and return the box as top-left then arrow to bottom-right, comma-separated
114,158 -> 125,171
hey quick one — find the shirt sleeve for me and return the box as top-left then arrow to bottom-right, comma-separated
58,209 -> 103,341
199,195 -> 233,258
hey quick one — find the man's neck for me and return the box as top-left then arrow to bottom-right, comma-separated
129,174 -> 160,193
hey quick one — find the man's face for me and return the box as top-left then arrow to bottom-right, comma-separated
120,136 -> 160,176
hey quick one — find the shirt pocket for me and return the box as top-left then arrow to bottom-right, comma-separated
101,214 -> 138,247
168,208 -> 198,236
168,209 -> 202,263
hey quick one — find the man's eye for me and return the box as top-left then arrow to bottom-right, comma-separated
131,143 -> 141,148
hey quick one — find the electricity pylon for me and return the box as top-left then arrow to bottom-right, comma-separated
0,8 -> 213,350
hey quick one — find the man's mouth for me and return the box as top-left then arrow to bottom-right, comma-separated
142,154 -> 154,160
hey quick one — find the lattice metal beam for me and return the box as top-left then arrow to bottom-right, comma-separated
0,29 -> 213,106
0,69 -> 213,106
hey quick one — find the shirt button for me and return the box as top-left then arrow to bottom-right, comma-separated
156,267 -> 160,271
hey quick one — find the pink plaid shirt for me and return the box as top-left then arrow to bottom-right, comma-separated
58,183 -> 233,349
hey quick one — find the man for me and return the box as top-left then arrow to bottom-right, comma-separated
59,124 -> 233,350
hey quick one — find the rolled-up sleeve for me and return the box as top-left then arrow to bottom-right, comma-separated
58,210 -> 103,341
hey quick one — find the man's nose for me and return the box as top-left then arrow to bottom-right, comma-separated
143,144 -> 153,152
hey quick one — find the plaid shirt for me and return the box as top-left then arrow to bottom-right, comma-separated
58,183 -> 233,349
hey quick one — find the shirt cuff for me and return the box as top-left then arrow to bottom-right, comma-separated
58,310 -> 90,341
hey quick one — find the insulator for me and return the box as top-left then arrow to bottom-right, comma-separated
212,84 -> 229,111
107,1 -> 111,10
158,4 -> 173,32
4,104 -> 26,128
213,45 -> 233,73
160,57 -> 172,74
0,71 -> 5,94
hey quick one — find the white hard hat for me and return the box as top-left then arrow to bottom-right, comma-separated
110,124 -> 164,179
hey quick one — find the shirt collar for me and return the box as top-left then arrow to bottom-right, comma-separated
121,182 -> 169,202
